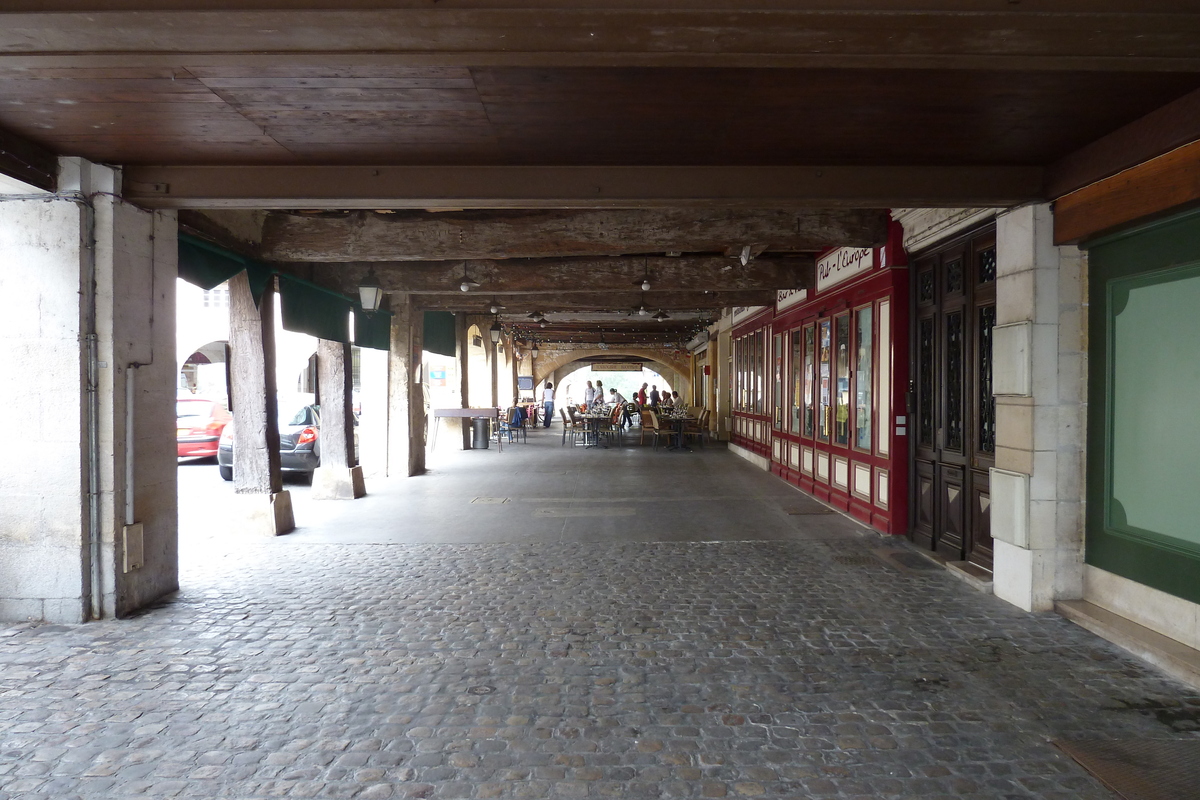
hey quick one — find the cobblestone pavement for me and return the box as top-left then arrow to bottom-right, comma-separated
3,446 -> 1200,799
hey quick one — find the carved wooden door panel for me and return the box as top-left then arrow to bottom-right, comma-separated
910,227 -> 996,570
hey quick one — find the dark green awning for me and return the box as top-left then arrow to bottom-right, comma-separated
354,307 -> 392,351
177,233 -> 271,304
423,311 -> 457,358
278,274 -> 353,343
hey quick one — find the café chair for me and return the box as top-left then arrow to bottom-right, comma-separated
559,407 -> 581,446
641,409 -> 664,450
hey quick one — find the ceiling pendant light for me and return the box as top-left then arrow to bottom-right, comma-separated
357,266 -> 383,313
457,265 -> 480,292
653,310 -> 670,322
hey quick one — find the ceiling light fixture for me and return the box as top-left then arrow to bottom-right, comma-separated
489,319 -> 502,344
457,265 -> 480,292
357,266 -> 383,313
653,310 -> 670,322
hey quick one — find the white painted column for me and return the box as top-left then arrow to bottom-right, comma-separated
991,203 -> 1087,611
0,158 -> 179,623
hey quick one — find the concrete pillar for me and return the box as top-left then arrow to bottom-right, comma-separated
991,203 -> 1086,611
0,158 -> 179,623
386,295 -> 426,476
228,273 -> 294,536
312,339 -> 365,500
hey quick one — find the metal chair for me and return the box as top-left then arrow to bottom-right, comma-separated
559,407 -> 581,446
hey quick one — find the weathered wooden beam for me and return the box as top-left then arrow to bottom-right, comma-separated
3,5 -> 1200,71
414,289 -> 774,313
1046,87 -> 1200,199
1054,138 -> 1200,244
121,165 -> 1043,211
262,209 -> 882,261
0,124 -> 56,192
309,256 -> 814,295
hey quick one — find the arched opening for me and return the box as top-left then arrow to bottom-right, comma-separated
179,340 -> 229,398
557,359 -> 674,408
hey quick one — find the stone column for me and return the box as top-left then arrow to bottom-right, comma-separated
228,272 -> 294,535
991,203 -> 1086,611
312,339 -> 365,499
491,340 -> 500,409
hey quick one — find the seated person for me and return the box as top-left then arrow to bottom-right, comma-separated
659,392 -> 674,409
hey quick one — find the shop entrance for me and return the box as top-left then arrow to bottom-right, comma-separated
910,226 -> 997,570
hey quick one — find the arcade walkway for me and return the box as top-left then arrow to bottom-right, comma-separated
1,429 -> 1197,799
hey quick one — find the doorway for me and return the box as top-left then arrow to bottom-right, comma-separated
910,226 -> 997,570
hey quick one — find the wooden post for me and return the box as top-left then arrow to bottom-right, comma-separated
387,294 -> 427,477
457,312 -> 471,450
311,339 -> 365,499
227,272 -> 293,535
490,340 -> 499,409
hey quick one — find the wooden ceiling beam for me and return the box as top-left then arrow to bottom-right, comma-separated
1046,86 -> 1200,198
123,165 -> 1042,211
413,289 -> 772,313
264,209 -> 876,261
3,6 -> 1200,72
310,256 -> 814,294
0,125 -> 57,192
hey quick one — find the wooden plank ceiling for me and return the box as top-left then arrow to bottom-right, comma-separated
3,2 -> 1200,345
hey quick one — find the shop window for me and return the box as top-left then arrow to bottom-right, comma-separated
817,320 -> 831,441
803,326 -> 816,438
835,314 -> 851,446
789,329 -> 803,434
855,306 -> 873,451
773,332 -> 784,428
877,300 -> 891,457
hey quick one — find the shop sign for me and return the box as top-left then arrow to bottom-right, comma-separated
816,247 -> 875,292
776,288 -> 809,312
591,362 -> 643,372
730,305 -> 767,326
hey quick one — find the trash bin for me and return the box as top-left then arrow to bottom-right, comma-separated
471,417 -> 491,449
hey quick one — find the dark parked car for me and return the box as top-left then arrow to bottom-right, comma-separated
217,398 -> 322,482
177,397 -> 231,459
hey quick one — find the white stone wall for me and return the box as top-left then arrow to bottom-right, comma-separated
0,159 -> 180,623
990,203 -> 1087,612
0,191 -> 89,623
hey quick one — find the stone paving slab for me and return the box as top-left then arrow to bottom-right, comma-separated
3,441 -> 1200,799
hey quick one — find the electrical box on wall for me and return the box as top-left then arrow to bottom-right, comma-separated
123,523 -> 144,572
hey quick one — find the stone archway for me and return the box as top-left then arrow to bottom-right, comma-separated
533,346 -> 693,399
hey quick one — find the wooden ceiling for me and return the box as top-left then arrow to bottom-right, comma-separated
3,3 -> 1200,345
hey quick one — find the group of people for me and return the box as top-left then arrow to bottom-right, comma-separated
537,379 -> 681,430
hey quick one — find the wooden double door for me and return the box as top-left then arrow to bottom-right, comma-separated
910,227 -> 997,570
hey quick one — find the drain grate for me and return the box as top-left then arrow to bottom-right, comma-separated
832,555 -> 877,566
471,497 -> 510,504
1054,739 -> 1200,800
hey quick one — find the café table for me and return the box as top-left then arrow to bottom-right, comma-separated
660,411 -> 698,452
578,405 -> 616,449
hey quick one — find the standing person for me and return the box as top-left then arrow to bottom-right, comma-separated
542,381 -> 555,428
649,385 -> 660,408
638,383 -> 649,406
610,388 -> 633,428
583,380 -> 597,408
594,380 -> 604,406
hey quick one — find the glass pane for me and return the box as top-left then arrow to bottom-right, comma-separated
946,257 -> 964,295
978,305 -> 996,453
790,330 -> 802,434
758,331 -> 766,415
978,246 -> 997,284
918,317 -> 934,448
835,314 -> 851,446
817,320 -> 831,441
803,326 -> 815,438
945,310 -> 964,453
918,268 -> 935,305
877,300 -> 891,456
855,306 -> 873,450
773,332 -> 783,428
1110,265 -> 1200,546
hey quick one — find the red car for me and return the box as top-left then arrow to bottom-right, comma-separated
177,397 -> 231,459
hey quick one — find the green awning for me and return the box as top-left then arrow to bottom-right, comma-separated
354,307 -> 392,351
277,274 -> 353,343
423,311 -> 457,358
177,234 -> 272,304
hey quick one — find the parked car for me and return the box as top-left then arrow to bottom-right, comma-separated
217,397 -> 323,482
176,397 -> 231,459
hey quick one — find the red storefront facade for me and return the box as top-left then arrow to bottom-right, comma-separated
732,223 -> 910,535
